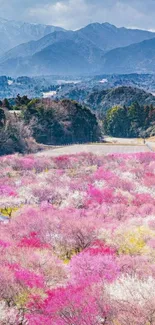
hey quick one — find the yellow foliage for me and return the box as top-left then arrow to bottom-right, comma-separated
60,248 -> 80,263
15,288 -> 45,308
0,206 -> 19,217
63,258 -> 70,264
118,226 -> 153,255
15,291 -> 29,308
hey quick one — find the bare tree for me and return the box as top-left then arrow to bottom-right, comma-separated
0,110 -> 38,155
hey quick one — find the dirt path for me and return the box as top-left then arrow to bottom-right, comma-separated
37,143 -> 151,157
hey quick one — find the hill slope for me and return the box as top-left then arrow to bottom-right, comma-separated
0,31 -> 72,63
86,86 -> 155,112
102,38 -> 155,74
23,98 -> 101,145
0,39 -> 104,76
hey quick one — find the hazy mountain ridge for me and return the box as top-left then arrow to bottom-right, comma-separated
102,37 -> 155,74
0,18 -> 65,55
76,22 -> 155,51
0,39 -> 104,76
1,21 -> 155,76
0,31 -> 72,63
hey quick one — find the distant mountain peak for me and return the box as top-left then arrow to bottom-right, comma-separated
0,18 -> 66,55
83,22 -> 117,31
103,22 -> 116,29
84,22 -> 102,29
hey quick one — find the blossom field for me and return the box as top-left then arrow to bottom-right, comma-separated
0,152 -> 155,324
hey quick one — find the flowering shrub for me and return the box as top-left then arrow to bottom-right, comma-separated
0,152 -> 155,324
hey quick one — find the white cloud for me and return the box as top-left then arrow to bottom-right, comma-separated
0,0 -> 155,30
29,0 -> 92,29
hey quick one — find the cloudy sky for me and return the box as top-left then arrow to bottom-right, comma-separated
0,0 -> 155,30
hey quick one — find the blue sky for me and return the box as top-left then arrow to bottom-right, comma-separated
0,0 -> 155,30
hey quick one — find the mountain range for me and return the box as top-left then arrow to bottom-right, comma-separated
0,19 -> 155,75
0,18 -> 65,55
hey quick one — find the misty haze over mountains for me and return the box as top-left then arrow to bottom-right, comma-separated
1,18 -> 155,76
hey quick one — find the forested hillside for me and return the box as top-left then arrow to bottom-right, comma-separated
86,86 -> 155,113
0,98 -> 101,155
103,103 -> 155,137
1,84 -> 155,156
23,98 -> 101,145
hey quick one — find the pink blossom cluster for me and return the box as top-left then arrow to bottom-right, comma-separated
0,152 -> 155,324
